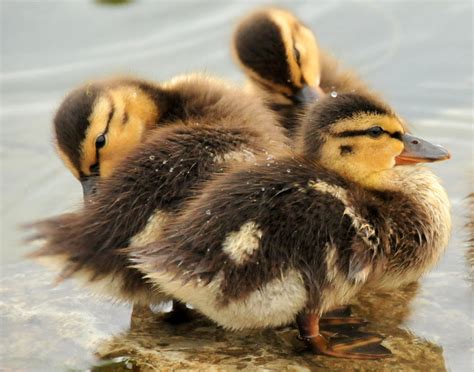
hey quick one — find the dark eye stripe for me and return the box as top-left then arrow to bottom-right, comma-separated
389,131 -> 403,140
335,129 -> 376,137
335,129 -> 403,140
106,98 -> 115,127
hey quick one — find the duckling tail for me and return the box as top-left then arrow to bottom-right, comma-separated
25,213 -> 84,281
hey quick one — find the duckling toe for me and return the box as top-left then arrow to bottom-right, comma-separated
319,316 -> 368,334
305,331 -> 391,359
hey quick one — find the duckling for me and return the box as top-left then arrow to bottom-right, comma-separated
29,73 -> 288,311
233,7 -> 378,137
133,92 -> 451,359
233,7 -> 322,136
53,73 -> 289,197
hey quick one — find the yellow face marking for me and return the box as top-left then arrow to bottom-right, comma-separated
80,85 -> 159,178
81,95 -> 112,176
319,114 -> 405,188
269,9 -> 321,88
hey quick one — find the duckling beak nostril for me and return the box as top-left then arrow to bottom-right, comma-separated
80,176 -> 98,198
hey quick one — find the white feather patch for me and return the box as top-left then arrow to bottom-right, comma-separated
222,221 -> 262,265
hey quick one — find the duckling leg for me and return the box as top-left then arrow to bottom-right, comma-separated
296,313 -> 391,359
162,301 -> 195,324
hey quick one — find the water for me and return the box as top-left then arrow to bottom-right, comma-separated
1,1 -> 472,371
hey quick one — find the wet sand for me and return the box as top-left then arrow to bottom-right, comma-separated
1,1 -> 472,371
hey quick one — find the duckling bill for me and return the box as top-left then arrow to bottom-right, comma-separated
133,93 -> 451,359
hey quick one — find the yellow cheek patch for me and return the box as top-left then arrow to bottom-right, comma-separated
97,114 -> 147,178
318,114 -> 406,185
80,86 -> 159,178
347,137 -> 404,170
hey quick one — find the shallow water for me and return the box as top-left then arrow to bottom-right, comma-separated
1,1 -> 472,371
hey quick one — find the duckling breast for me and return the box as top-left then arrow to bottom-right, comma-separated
369,166 -> 451,289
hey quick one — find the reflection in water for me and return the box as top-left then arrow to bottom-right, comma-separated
94,283 -> 446,371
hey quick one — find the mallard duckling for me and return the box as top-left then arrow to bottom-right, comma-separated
233,7 -> 321,136
134,92 -> 451,359
53,74 -> 288,197
30,73 -> 288,310
233,7 -> 376,138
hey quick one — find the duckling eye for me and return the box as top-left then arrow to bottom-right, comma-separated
95,134 -> 107,149
367,126 -> 384,138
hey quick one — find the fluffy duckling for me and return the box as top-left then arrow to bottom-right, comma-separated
53,74 -> 288,197
233,7 -> 376,138
233,7 -> 322,136
30,74 -> 288,309
134,92 -> 451,359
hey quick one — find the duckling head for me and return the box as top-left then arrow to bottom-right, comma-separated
300,93 -> 451,189
54,79 -> 160,196
233,8 -> 321,105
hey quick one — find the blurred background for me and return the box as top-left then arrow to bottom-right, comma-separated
1,1 -> 472,371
